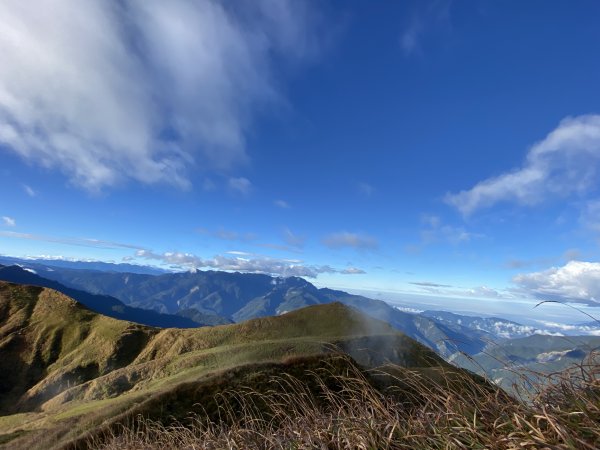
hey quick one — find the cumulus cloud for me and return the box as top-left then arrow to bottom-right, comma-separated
0,0 -> 321,191
322,232 -> 378,250
513,260 -> 600,306
2,216 -> 16,227
134,249 -> 351,278
446,115 -> 600,216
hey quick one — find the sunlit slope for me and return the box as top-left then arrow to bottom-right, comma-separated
0,282 -> 445,412
0,280 -> 454,449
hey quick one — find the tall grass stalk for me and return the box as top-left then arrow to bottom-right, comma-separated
95,354 -> 600,450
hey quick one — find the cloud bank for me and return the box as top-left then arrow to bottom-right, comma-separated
446,115 -> 600,215
513,260 -> 600,306
135,249 -> 365,278
0,0 -> 320,191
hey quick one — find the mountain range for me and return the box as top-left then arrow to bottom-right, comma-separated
0,263 -> 491,358
0,280 -> 476,449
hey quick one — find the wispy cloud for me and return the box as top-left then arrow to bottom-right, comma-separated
228,177 -> 252,196
411,280 -> 504,299
400,0 -> 453,56
505,249 -> 582,270
322,231 -> 378,250
274,199 -> 290,209
22,184 -> 36,197
341,267 -> 366,275
0,1 -> 322,191
513,260 -> 600,306
197,227 -> 257,242
400,16 -> 423,56
446,115 -> 600,216
1,216 -> 16,227
357,182 -> 375,197
134,249 -> 360,278
0,230 -> 143,250
419,214 -> 480,245
410,281 -> 453,288
283,228 -> 305,249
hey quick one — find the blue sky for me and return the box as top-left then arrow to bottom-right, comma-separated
2,1 -> 600,313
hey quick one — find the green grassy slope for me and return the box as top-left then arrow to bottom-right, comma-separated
0,281 -> 463,449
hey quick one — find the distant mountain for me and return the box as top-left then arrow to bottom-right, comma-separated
33,265 -> 490,358
0,255 -> 167,275
421,310 -> 542,340
0,281 -> 472,448
0,265 -> 220,328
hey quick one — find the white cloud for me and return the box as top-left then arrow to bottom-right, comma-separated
2,216 -> 16,227
513,260 -> 600,305
322,231 -> 378,250
0,230 -> 143,249
0,0 -> 320,191
135,249 -> 342,278
283,228 -> 305,248
411,281 -> 504,299
419,214 -> 479,245
446,115 -> 600,216
274,199 -> 290,209
22,184 -> 36,197
228,177 -> 252,196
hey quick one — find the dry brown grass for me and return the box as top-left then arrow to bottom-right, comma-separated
93,353 -> 600,450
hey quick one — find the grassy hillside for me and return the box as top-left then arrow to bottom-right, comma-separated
0,281 -> 460,449
0,265 -> 210,328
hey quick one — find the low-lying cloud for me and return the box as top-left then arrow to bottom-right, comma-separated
135,249 -> 365,278
0,230 -> 143,250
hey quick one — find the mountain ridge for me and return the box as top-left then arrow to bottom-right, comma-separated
30,265 -> 491,358
0,279 -> 464,449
